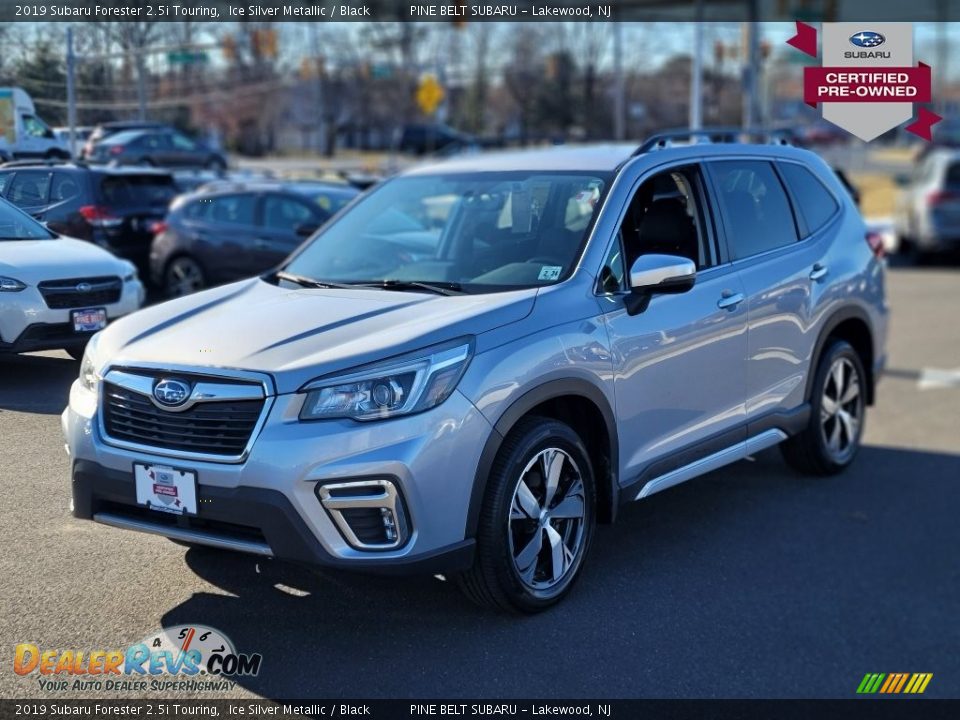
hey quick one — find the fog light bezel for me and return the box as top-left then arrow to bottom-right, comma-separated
314,478 -> 410,551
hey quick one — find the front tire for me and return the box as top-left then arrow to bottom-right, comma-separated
457,416 -> 595,613
164,256 -> 207,298
782,339 -> 867,475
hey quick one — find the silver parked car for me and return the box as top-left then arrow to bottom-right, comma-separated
894,148 -> 960,260
63,134 -> 888,612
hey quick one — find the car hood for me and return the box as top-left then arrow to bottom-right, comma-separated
96,278 -> 537,394
0,237 -> 131,283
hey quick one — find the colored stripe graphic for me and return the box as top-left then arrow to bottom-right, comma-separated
857,673 -> 932,694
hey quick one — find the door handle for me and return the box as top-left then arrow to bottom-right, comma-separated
809,263 -> 829,282
717,290 -> 745,310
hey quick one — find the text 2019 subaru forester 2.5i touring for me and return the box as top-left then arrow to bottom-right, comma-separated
64,132 -> 887,612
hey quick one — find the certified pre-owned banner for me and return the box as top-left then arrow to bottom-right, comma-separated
788,22 -> 942,141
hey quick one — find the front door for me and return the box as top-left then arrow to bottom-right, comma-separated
598,162 -> 748,489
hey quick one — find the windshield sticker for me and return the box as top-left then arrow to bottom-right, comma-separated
538,266 -> 563,281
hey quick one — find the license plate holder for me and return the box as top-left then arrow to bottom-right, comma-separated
71,307 -> 107,333
134,463 -> 198,516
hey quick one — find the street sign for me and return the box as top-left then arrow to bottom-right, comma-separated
416,74 -> 445,116
168,50 -> 209,65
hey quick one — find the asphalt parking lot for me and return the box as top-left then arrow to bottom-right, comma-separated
1,264 -> 958,701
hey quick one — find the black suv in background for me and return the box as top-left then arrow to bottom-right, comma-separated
150,180 -> 359,297
0,162 -> 177,274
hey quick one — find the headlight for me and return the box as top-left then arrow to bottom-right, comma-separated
299,340 -> 473,421
122,261 -> 138,283
79,334 -> 102,395
0,276 -> 27,292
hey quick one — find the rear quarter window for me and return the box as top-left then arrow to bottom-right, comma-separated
778,163 -> 839,236
0,172 -> 11,195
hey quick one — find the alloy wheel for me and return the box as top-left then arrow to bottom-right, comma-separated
166,258 -> 205,297
820,356 -> 862,462
508,447 -> 586,592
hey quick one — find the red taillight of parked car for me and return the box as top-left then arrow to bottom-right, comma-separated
148,220 -> 168,236
79,205 -> 123,228
865,231 -> 886,259
109,145 -> 125,156
926,190 -> 960,207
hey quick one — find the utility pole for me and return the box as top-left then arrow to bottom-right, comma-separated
741,0 -> 761,129
689,1 -> 704,130
136,50 -> 147,121
612,21 -> 625,140
66,27 -> 77,157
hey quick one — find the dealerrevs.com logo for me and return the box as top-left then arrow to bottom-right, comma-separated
14,625 -> 262,693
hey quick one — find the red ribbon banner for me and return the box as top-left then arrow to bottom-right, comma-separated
803,63 -> 932,107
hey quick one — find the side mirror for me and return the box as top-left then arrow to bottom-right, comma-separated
294,222 -> 320,238
625,253 -> 696,315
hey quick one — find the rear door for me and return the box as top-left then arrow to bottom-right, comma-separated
705,158 -> 832,425
253,193 -> 324,271
5,170 -> 52,219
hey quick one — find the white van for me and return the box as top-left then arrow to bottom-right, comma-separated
0,88 -> 70,161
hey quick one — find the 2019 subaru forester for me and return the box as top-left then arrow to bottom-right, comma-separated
63,135 -> 887,612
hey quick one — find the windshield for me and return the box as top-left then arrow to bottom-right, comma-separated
282,171 -> 609,293
0,199 -> 54,240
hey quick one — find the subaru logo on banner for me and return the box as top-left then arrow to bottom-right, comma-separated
850,31 -> 885,49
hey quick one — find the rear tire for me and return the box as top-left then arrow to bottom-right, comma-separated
456,416 -> 595,613
782,340 -> 867,475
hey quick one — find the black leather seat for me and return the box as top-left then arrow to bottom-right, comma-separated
633,198 -> 699,266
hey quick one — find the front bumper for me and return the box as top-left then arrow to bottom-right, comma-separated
0,279 -> 144,353
63,382 -> 491,574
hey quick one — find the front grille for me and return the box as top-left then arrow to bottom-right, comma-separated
102,381 -> 264,457
39,276 -> 122,309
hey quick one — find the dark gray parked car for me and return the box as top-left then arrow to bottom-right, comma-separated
89,128 -> 227,171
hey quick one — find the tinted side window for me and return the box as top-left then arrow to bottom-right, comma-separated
778,163 -> 838,235
0,172 -> 11,195
945,162 -> 960,189
8,171 -> 51,206
188,194 -> 255,226
51,173 -> 83,203
710,160 -> 797,260
262,195 -> 315,231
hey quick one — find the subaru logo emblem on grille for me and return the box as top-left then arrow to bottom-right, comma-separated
153,379 -> 191,407
76,282 -> 92,293
850,31 -> 885,48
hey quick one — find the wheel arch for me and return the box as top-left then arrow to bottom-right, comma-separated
466,378 -> 620,539
807,306 -> 876,405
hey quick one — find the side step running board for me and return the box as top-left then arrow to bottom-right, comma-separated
635,429 -> 788,500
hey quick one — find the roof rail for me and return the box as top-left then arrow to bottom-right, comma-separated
0,158 -> 85,169
634,126 -> 794,155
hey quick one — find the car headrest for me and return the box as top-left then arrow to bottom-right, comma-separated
637,198 -> 697,261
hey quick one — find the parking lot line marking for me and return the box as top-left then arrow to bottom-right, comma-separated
918,368 -> 960,390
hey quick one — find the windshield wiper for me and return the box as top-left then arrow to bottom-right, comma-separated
270,271 -> 355,290
353,280 -> 466,296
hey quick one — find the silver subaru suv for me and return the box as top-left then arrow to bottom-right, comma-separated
64,133 -> 888,612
